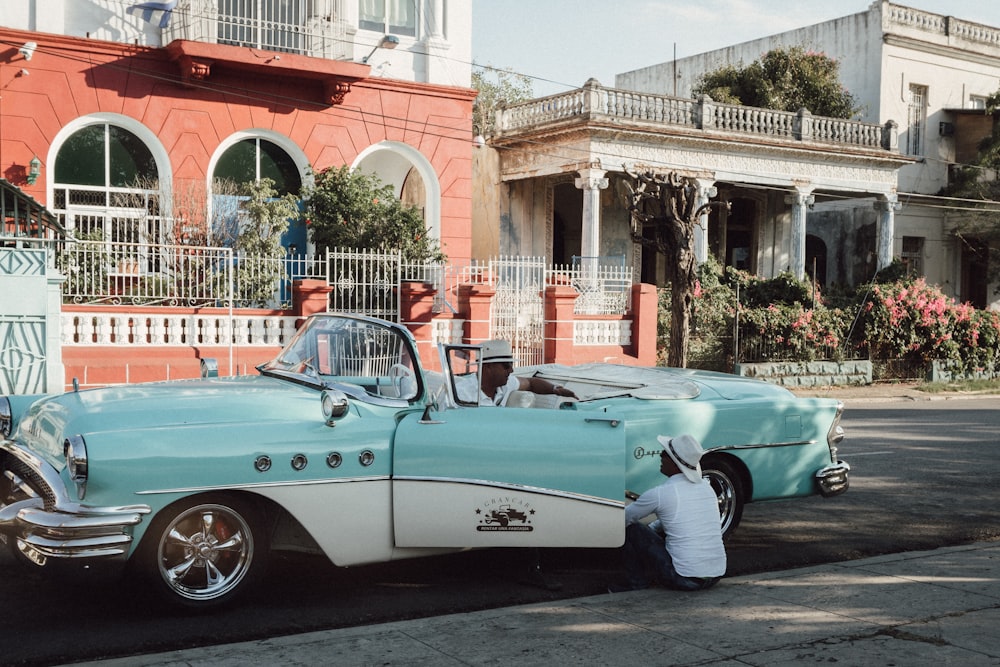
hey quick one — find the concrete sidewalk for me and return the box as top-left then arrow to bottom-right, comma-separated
789,381 -> 1000,403
70,541 -> 1000,666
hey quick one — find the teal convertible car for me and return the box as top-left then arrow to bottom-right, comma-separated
0,313 -> 848,608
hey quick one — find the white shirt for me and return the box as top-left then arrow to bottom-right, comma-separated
625,474 -> 727,578
455,373 -> 520,406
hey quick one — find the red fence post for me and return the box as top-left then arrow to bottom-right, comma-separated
293,279 -> 333,325
544,284 -> 579,364
631,282 -> 658,366
457,283 -> 494,343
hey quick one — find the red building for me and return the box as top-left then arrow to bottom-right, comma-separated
1,4 -> 475,263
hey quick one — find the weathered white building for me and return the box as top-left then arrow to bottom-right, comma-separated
481,81 -> 909,292
617,0 -> 1000,308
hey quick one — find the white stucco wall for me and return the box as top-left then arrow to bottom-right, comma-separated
615,1 -> 1000,196
616,7 -> 884,122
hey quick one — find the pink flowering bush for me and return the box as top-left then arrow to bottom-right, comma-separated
856,277 -> 1000,375
659,260 -> 853,369
659,264 -> 1000,377
861,278 -> 961,365
738,302 -> 848,362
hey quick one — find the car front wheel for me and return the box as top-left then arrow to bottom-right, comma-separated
138,494 -> 269,608
701,457 -> 744,538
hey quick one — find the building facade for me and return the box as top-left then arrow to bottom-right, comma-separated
617,0 -> 1000,308
478,82 -> 909,292
1,0 -> 475,262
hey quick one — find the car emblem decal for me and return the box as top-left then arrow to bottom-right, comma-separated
475,497 -> 535,532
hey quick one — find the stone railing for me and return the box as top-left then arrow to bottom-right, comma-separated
496,81 -> 898,152
62,312 -> 298,346
886,2 -> 1000,48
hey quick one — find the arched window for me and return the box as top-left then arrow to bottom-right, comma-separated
214,138 -> 301,196
211,137 -> 303,250
51,123 -> 162,250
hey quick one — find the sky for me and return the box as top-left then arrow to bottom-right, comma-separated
472,1 -> 1000,97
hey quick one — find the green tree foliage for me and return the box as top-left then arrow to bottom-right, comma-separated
692,46 -> 860,119
472,65 -> 533,138
303,165 -> 444,262
235,178 -> 299,257
233,178 -> 300,307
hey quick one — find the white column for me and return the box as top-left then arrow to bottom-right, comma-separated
784,189 -> 815,280
575,167 -> 609,267
874,194 -> 900,270
427,0 -> 444,38
693,179 -> 717,265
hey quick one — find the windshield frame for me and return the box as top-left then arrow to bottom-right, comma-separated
258,313 -> 424,404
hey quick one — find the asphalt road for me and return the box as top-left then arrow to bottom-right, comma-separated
2,397 -> 998,666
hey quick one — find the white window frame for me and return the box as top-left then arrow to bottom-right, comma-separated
358,0 -> 418,38
907,84 -> 928,156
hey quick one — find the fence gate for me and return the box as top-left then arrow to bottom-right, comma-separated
0,247 -> 52,394
327,248 -> 401,321
489,256 -> 545,366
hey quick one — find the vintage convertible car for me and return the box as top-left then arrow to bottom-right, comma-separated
0,313 -> 848,608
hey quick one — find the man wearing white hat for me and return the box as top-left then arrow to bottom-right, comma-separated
458,339 -> 577,406
610,434 -> 727,592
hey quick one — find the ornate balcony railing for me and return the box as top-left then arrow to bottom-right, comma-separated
496,81 -> 899,152
166,0 -> 351,60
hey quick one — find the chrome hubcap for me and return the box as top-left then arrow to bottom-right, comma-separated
157,503 -> 254,602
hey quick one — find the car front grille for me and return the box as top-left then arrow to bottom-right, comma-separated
1,451 -> 57,511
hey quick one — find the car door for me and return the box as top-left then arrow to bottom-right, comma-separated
391,404 -> 626,549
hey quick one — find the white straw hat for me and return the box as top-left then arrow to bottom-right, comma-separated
656,434 -> 705,483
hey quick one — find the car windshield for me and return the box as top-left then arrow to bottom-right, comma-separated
260,315 -> 419,401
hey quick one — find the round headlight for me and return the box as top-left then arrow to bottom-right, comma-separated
0,397 -> 12,438
64,435 -> 89,483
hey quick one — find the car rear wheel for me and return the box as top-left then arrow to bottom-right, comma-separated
138,494 -> 269,609
702,457 -> 744,538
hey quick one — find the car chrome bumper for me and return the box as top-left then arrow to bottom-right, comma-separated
1,443 -> 150,568
815,460 -> 850,497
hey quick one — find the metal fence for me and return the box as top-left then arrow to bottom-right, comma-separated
557,258 -> 633,315
54,241 -> 637,322
58,240 -> 234,307
487,257 -> 547,367
326,247 -> 401,321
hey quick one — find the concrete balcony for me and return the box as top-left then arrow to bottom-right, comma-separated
496,79 -> 898,154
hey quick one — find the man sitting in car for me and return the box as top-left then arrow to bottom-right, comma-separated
456,339 -> 576,406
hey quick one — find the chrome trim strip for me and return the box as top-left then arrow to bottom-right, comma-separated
705,439 -> 816,453
141,474 -> 623,508
393,475 -> 625,509
135,475 -> 391,495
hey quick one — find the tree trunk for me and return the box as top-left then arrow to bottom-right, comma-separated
667,233 -> 696,368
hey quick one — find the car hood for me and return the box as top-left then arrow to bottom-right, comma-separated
13,375 -> 319,465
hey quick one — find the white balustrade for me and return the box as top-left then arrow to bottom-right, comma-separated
431,318 -> 464,345
62,313 -> 298,347
574,320 -> 633,346
496,81 -> 889,151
